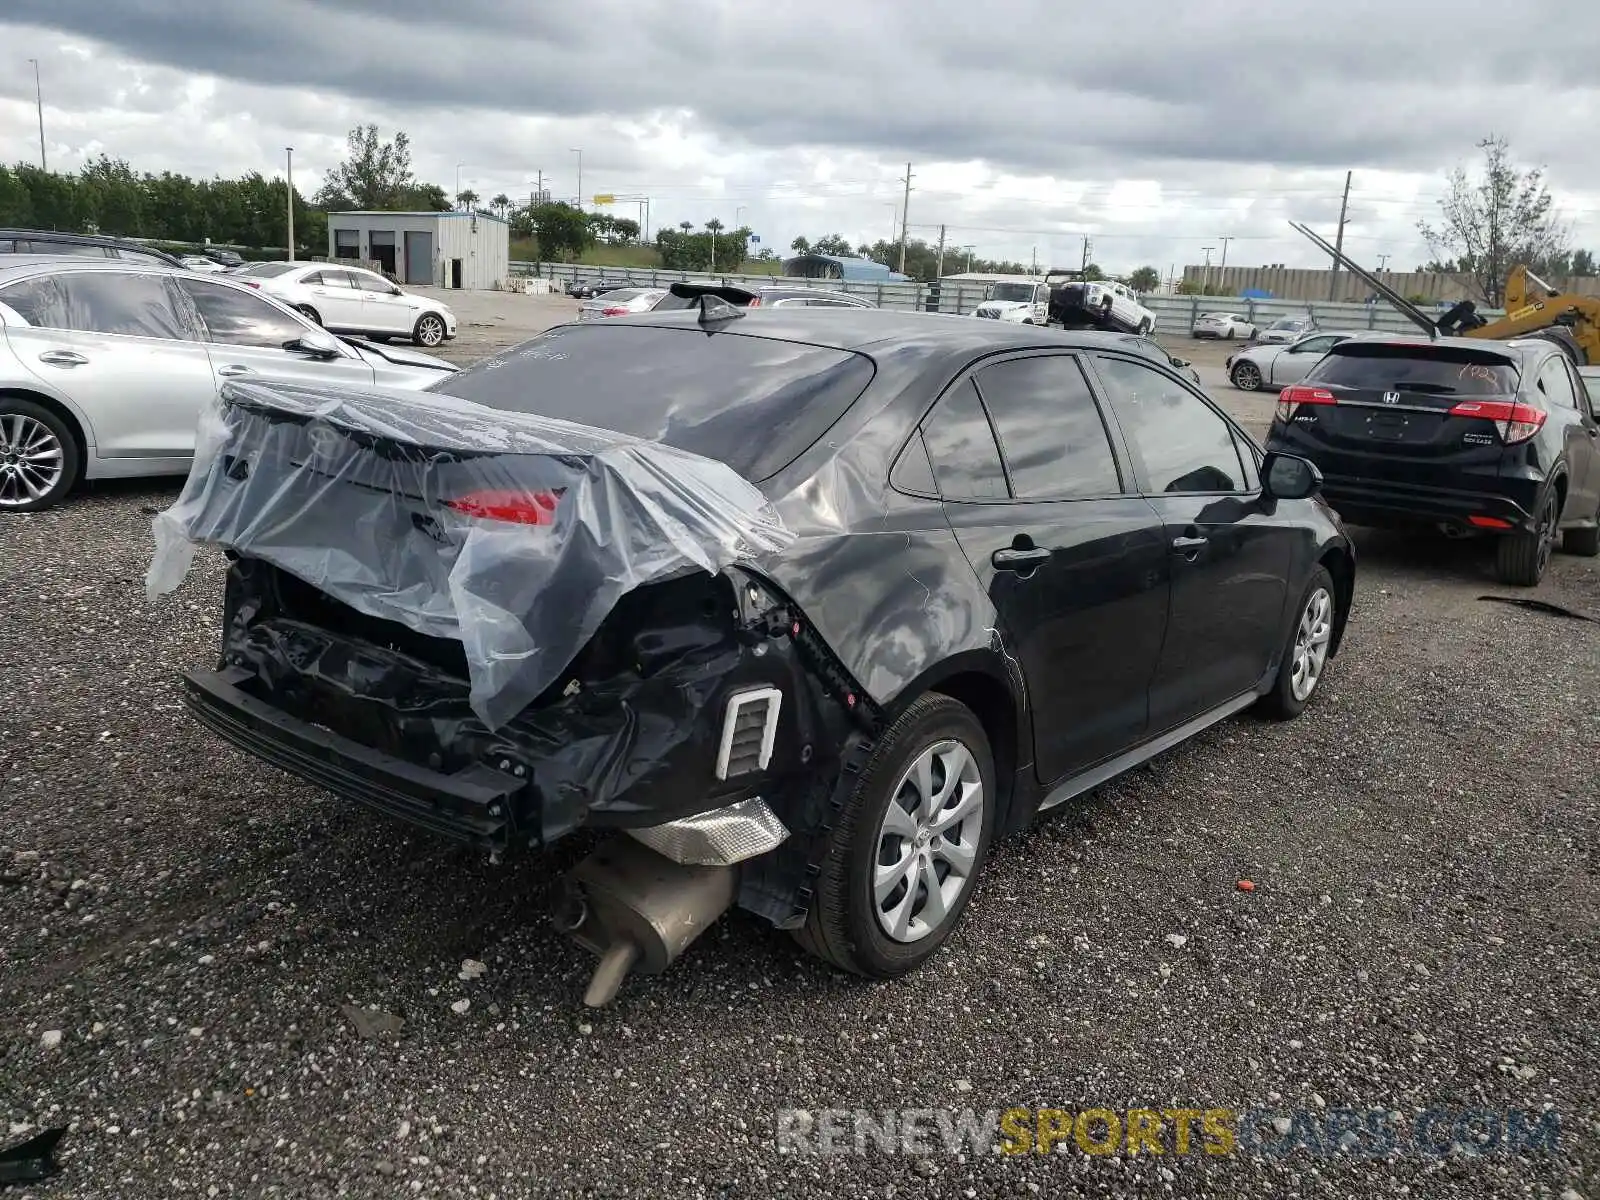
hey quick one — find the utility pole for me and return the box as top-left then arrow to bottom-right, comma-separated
28,59 -> 45,170
897,163 -> 913,274
571,149 -> 583,210
1376,253 -> 1390,271
1218,235 -> 1233,273
285,147 -> 295,261
1201,245 -> 1215,291
962,245 -> 975,272
1080,236 -> 1091,271
1030,246 -> 1037,275
935,224 -> 947,278
1328,169 -> 1352,300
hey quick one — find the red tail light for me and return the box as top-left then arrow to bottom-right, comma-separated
748,296 -> 761,308
241,280 -> 261,288
1276,385 -> 1337,422
601,306 -> 628,317
1447,398 -> 1546,444
444,489 -> 561,525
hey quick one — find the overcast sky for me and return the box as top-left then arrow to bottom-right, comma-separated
3,0 -> 1598,275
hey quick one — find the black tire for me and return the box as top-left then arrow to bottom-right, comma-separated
792,693 -> 996,979
1138,318 -> 1153,336
1231,360 -> 1264,391
0,396 -> 80,514
1257,565 -> 1337,720
1495,488 -> 1560,586
295,305 -> 322,325
413,312 -> 447,348
1226,328 -> 1237,340
1529,327 -> 1587,366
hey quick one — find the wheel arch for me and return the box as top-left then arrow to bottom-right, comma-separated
0,386 -> 91,485
1317,542 -> 1355,656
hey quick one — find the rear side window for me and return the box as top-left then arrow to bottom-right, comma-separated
973,355 -> 1121,500
1306,345 -> 1518,395
920,379 -> 1007,501
432,324 -> 876,482
0,271 -> 189,339
22,240 -> 110,258
1536,357 -> 1579,410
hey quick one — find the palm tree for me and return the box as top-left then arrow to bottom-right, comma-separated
705,218 -> 725,233
491,193 -> 511,218
678,220 -> 692,233
456,189 -> 480,211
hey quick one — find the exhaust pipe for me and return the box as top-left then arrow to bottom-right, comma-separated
554,837 -> 736,1007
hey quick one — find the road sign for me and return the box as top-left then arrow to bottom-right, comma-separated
592,193 -> 615,205
750,234 -> 761,244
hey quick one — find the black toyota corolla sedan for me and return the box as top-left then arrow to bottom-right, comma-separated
150,303 -> 1354,1005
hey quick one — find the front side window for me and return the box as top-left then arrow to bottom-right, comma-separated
1091,354 -> 1245,494
973,355 -> 1121,500
180,278 -> 312,349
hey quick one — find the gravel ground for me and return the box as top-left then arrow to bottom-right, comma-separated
2,314 -> 1599,1198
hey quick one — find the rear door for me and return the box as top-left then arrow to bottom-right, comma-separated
1087,351 -> 1294,730
0,268 -> 215,464
922,353 -> 1170,781
1539,355 -> 1600,521
1285,341 -> 1522,490
300,269 -> 366,328
178,276 -> 378,389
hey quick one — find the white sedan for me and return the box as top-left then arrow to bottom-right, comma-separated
1191,311 -> 1257,340
231,262 -> 457,348
577,287 -> 667,320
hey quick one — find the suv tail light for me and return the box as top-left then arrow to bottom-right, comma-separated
444,489 -> 562,525
1276,385 -> 1337,422
1447,399 -> 1546,444
748,296 -> 762,308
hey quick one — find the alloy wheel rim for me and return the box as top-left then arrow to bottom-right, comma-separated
1537,496 -> 1557,574
1236,363 -> 1260,389
419,317 -> 444,345
1290,587 -> 1333,702
0,415 -> 65,508
873,739 -> 985,943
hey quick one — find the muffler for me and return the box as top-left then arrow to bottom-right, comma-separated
553,836 -> 736,1007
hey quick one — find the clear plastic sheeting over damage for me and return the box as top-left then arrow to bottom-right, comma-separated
146,379 -> 795,731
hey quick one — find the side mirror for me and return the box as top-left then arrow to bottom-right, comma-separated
390,285 -> 403,295
294,328 -> 341,358
1261,452 -> 1322,501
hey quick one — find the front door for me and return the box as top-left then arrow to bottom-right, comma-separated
1087,352 -> 1295,731
301,269 -> 367,329
177,277 -> 379,390
1269,334 -> 1345,387
346,267 -> 413,334
0,268 -> 216,464
918,355 -> 1170,782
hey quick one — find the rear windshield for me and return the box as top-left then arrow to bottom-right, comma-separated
429,323 -> 877,482
650,288 -> 755,311
1305,344 -> 1519,395
595,288 -> 646,302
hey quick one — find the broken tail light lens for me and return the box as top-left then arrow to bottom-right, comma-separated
1447,398 -> 1546,445
444,489 -> 562,525
1276,385 -> 1337,422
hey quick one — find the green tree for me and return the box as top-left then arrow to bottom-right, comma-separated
1419,134 -> 1570,306
490,193 -> 510,218
810,233 -> 853,256
1128,265 -> 1160,293
790,235 -> 810,253
611,216 -> 639,242
455,189 -> 480,211
315,124 -> 418,210
530,201 -> 593,260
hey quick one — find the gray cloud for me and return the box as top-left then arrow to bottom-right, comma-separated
1,0 -> 1597,272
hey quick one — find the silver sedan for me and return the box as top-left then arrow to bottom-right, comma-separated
1225,331 -> 1373,391
578,287 -> 668,320
0,256 -> 456,512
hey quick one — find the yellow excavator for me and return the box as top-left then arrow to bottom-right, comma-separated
1290,222 -> 1595,365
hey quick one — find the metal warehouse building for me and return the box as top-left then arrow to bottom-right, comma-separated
326,210 -> 510,290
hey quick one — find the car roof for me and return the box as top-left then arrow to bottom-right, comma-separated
1321,332 -> 1547,365
0,255 -> 262,284
598,305 -> 1173,358
0,229 -> 185,263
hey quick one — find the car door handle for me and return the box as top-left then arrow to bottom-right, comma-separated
1171,534 -> 1209,557
992,546 -> 1052,571
38,350 -> 87,367
217,365 -> 254,377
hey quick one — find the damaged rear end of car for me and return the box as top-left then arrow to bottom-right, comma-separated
148,378 -> 880,1005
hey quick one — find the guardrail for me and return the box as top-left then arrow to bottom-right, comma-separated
510,261 -> 1509,333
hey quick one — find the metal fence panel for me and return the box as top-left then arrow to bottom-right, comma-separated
510,262 -> 1509,332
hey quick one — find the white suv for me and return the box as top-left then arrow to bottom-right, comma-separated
232,262 -> 457,348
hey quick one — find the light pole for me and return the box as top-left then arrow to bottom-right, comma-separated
570,149 -> 583,210
27,58 -> 45,170
1201,245 -> 1216,291
962,245 -> 975,272
455,162 -> 465,204
285,147 -> 295,261
735,206 -> 746,228
1376,253 -> 1391,271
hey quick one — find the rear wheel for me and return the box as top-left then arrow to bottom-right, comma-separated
1138,318 -> 1153,336
793,693 -> 995,978
0,398 -> 79,514
1495,488 -> 1560,586
1231,360 -> 1263,391
295,305 -> 322,325
1258,565 -> 1336,719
